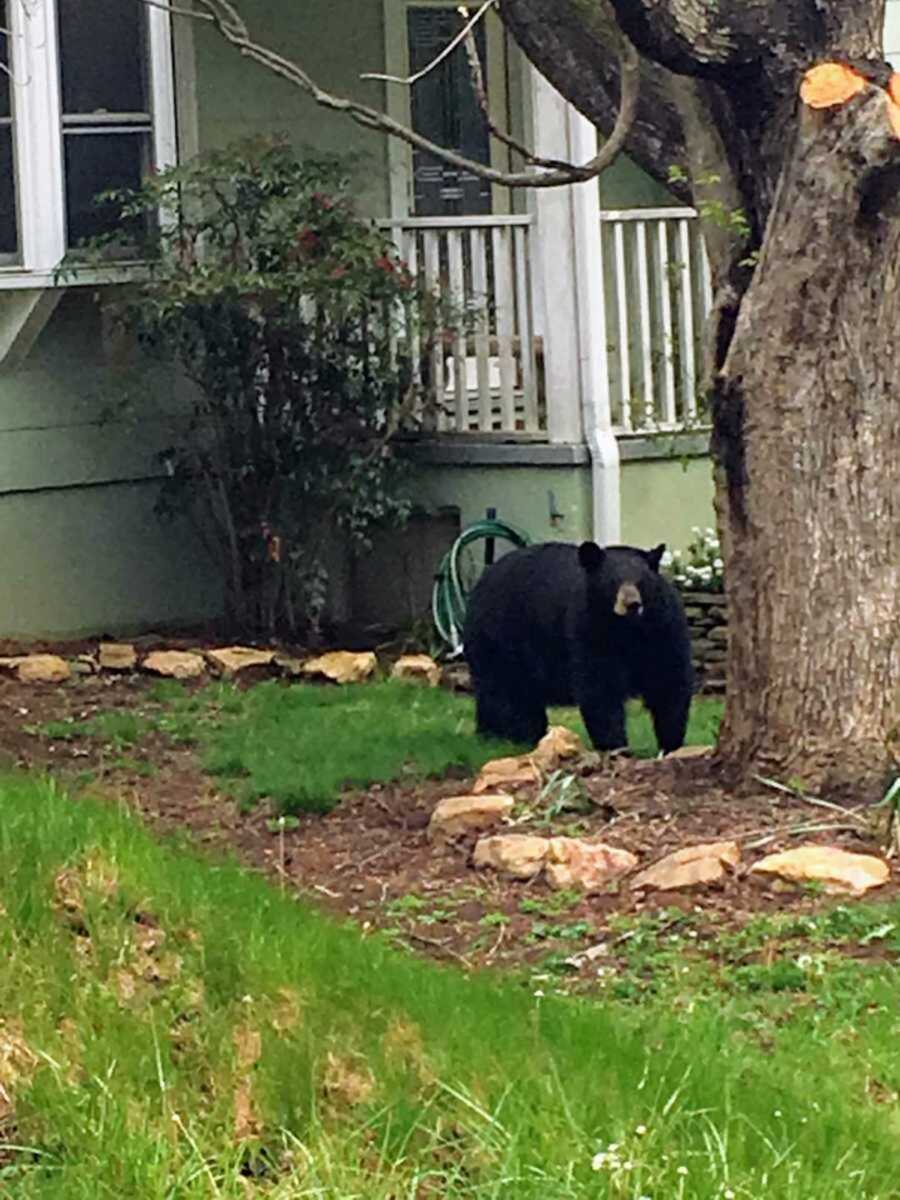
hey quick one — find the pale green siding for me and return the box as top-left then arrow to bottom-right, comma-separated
190,0 -> 391,217
886,0 -> 900,66
0,483 -> 216,639
412,463 -> 595,545
620,456 -> 715,551
0,291 -> 218,639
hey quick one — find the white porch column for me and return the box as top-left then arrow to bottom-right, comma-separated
527,69 -> 620,544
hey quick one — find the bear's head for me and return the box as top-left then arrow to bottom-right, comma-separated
577,541 -> 666,623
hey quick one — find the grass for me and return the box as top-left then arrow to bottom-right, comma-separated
3,770 -> 900,1197
33,678 -> 724,815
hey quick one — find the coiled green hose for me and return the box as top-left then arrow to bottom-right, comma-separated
432,517 -> 532,656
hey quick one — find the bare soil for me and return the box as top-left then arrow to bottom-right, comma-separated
1,669 -> 895,984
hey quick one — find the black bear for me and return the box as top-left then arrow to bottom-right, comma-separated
463,540 -> 694,753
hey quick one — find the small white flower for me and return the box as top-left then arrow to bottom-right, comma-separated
724,1190 -> 735,1199
677,1166 -> 688,1176
533,989 -> 545,999
635,1123 -> 648,1135
774,1109 -> 782,1118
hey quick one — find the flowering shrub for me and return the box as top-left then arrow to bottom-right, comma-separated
77,138 -> 448,639
661,527 -> 725,592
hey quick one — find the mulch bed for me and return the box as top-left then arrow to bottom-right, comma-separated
1,668 -> 895,984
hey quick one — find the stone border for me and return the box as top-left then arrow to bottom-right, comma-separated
681,590 -> 728,692
0,645 -> 457,688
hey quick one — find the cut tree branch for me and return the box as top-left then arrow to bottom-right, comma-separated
179,0 -> 641,188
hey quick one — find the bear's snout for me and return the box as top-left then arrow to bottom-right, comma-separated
614,583 -> 643,619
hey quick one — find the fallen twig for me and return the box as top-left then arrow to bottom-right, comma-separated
406,932 -> 472,969
753,775 -> 867,823
484,923 -> 505,964
740,820 -> 863,851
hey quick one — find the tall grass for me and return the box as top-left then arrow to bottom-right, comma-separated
2,772 -> 900,1197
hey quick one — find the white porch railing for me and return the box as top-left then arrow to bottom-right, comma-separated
381,215 -> 544,435
600,207 -> 713,434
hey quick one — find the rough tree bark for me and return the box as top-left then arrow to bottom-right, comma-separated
499,0 -> 899,797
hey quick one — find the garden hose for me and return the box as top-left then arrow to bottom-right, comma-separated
432,517 -> 532,657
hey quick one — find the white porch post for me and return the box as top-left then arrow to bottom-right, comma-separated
527,69 -> 620,543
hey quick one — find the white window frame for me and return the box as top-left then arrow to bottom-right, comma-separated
382,0 -> 511,219
0,0 -> 177,290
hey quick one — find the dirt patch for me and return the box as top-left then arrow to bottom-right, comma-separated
2,671 -> 895,985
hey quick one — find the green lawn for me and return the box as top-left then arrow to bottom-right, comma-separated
36,679 -> 724,814
2,771 -> 900,1197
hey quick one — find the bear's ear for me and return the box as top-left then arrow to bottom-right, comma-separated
646,543 -> 666,572
578,542 -> 606,574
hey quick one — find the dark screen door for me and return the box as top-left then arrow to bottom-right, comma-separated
407,7 -> 492,216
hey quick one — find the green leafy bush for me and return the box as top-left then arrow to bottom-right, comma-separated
87,138 -> 447,638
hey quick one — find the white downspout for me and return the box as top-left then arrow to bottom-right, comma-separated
566,106 -> 621,546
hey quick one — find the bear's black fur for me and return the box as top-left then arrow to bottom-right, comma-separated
463,540 -> 694,753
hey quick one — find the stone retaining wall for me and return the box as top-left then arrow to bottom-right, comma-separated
681,591 -> 728,693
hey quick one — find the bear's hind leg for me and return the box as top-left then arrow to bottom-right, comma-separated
644,687 -> 691,754
475,681 -> 547,746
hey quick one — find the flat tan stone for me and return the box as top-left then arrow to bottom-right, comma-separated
98,642 -> 138,671
545,838 -> 638,893
0,657 -> 25,672
205,646 -> 275,678
390,654 -> 442,688
142,650 -> 206,680
472,754 -> 540,794
301,651 -> 377,685
532,725 -> 585,768
750,845 -> 889,896
632,840 -> 740,892
274,653 -> 305,677
16,654 -> 71,684
665,745 -> 714,760
428,794 -> 514,842
472,834 -> 550,880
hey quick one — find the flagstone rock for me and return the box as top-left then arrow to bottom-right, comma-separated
440,663 -> 472,693
545,838 -> 638,893
532,725 -> 585,768
205,646 -> 275,678
428,793 -> 514,842
391,654 -> 442,687
472,754 -> 540,794
98,642 -> 138,672
301,651 -> 377,685
632,840 -> 740,892
750,845 -> 889,896
142,650 -> 206,680
472,834 -> 550,880
16,655 -> 71,684
665,744 -> 714,761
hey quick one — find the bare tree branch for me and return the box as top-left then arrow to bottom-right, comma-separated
361,0 -> 495,85
459,5 -> 574,172
181,0 -> 640,189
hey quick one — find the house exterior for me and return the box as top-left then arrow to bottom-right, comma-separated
0,1 -> 896,638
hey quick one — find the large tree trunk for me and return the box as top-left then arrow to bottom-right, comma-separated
500,0 -> 900,797
714,86 -> 900,798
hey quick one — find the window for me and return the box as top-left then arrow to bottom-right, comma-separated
0,2 -> 18,260
0,0 -> 176,281
383,0 -> 511,219
407,7 -> 491,216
